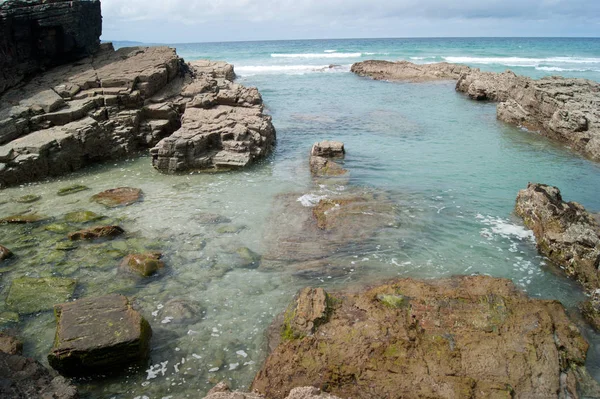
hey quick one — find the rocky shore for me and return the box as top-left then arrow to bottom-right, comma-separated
352,60 -> 600,162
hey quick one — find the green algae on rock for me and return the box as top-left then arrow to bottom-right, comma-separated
217,225 -> 246,234
48,294 -> 152,376
253,276 -> 593,399
235,247 -> 261,269
68,225 -> 125,241
0,212 -> 48,224
120,252 -> 164,277
13,194 -> 41,204
64,210 -> 104,223
57,185 -> 90,196
6,277 -> 76,314
90,187 -> 143,208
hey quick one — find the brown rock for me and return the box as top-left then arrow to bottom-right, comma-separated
309,141 -> 347,177
91,187 -> 143,208
48,294 -> 152,376
0,212 -> 47,224
120,252 -> 164,277
281,288 -> 330,340
252,276 -> 593,399
515,183 -> 600,291
0,244 -> 13,261
0,332 -> 22,355
68,225 -> 125,241
310,141 -> 344,158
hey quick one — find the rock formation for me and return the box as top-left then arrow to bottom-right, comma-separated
0,0 -> 102,94
48,294 -> 152,375
352,60 -> 600,161
0,45 -> 275,186
351,60 -> 471,82
515,183 -> 600,292
252,276 -> 595,399
309,141 -> 347,177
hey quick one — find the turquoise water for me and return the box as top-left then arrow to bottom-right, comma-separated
1,38 -> 600,397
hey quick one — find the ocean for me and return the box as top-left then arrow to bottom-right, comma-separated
2,38 -> 600,397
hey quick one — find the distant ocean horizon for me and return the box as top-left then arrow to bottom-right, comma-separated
110,37 -> 600,83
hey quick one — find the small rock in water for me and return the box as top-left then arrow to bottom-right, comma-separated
13,194 -> 41,203
194,213 -> 232,224
57,184 -> 90,196
0,212 -> 48,224
120,252 -> 165,277
68,225 -> 125,241
6,277 -> 77,314
45,223 -> 70,233
91,187 -> 143,208
64,210 -> 104,223
216,225 -> 246,234
0,245 -> 14,261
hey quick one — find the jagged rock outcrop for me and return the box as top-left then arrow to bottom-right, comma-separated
352,60 -> 600,161
351,60 -> 471,82
252,276 -> 596,399
0,0 -> 102,95
150,60 -> 276,172
515,183 -> 600,292
0,45 -> 275,186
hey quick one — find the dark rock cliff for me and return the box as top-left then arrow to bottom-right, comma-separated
0,0 -> 102,94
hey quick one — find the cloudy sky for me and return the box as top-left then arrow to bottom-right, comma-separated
100,0 -> 600,43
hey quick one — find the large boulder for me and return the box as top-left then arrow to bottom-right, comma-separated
48,294 -> 152,376
0,0 -> 102,94
515,183 -> 600,291
252,276 -> 593,399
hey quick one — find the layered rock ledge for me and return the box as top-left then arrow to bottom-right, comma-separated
252,276 -> 596,399
0,45 -> 275,186
352,60 -> 600,161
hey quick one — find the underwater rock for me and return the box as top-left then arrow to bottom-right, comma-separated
64,210 -> 104,223
90,187 -> 143,207
515,183 -> 600,292
48,294 -> 152,376
6,277 -> 76,314
120,252 -> 164,277
13,194 -> 41,203
162,298 -> 204,324
0,244 -> 13,261
234,247 -> 261,269
195,213 -> 232,224
0,332 -> 22,355
253,276 -> 592,399
216,225 -> 246,234
0,212 -> 47,224
68,225 -> 125,241
57,185 -> 90,196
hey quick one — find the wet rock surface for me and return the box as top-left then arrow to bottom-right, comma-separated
0,44 -> 275,186
0,0 -> 102,94
352,60 -> 600,162
48,294 -> 152,376
515,183 -> 600,292
252,276 -> 593,399
6,277 -> 76,314
68,225 -> 125,241
91,187 -> 143,207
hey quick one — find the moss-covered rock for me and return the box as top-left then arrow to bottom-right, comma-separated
90,187 -> 143,208
14,194 -> 41,204
68,225 -> 125,241
120,252 -> 164,277
235,247 -> 261,269
45,223 -> 70,233
0,312 -> 19,324
57,185 -> 89,196
0,212 -> 48,224
6,277 -> 77,314
217,225 -> 246,234
64,211 -> 104,223
48,294 -> 152,376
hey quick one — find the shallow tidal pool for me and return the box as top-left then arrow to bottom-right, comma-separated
2,73 -> 600,397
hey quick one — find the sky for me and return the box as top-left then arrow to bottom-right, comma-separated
100,0 -> 600,43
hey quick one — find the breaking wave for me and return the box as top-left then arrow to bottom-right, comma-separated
271,52 -> 362,59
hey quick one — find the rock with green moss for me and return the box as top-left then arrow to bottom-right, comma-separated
48,294 -> 152,376
64,210 -> 104,223
57,185 -> 89,196
120,252 -> 164,277
0,312 -> 19,324
376,293 -> 405,308
281,287 -> 330,341
55,242 -> 78,251
234,247 -> 261,269
45,223 -> 70,233
14,194 -> 41,204
0,212 -> 48,224
6,277 -> 77,314
68,225 -> 125,241
90,187 -> 143,208
216,225 -> 246,234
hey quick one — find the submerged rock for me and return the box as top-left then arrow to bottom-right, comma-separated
57,185 -> 89,196
515,183 -> 600,291
64,210 -> 104,223
48,294 -> 151,376
91,187 -> 143,207
13,194 -> 41,203
68,225 -> 125,241
120,252 -> 165,277
0,244 -> 13,261
162,298 -> 204,324
0,212 -> 47,224
6,277 -> 76,314
253,276 -> 593,399
0,332 -> 22,355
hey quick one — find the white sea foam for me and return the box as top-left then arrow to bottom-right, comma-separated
297,193 -> 327,207
236,64 -> 351,76
535,66 -> 594,72
477,214 -> 534,241
443,56 -> 600,68
271,52 -> 362,58
324,49 -> 337,53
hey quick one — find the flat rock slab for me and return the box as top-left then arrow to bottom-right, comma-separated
6,277 -> 76,314
48,294 -> 152,376
91,187 -> 143,207
252,275 -> 593,399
